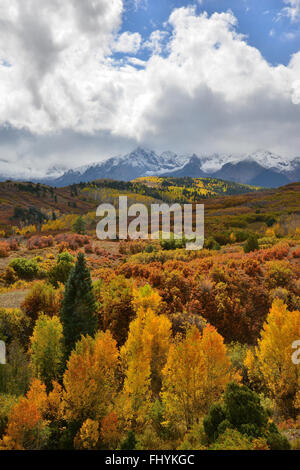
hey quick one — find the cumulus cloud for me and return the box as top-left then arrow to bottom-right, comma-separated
144,30 -> 169,55
114,31 -> 142,54
0,0 -> 123,133
1,2 -> 300,176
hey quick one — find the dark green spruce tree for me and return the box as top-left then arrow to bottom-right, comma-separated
60,252 -> 98,362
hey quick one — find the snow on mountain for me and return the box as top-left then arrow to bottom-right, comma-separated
199,153 -> 240,173
43,147 -> 300,187
244,150 -> 293,172
198,150 -> 294,174
1,146 -> 298,188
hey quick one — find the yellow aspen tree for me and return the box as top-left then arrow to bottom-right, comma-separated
245,299 -> 300,417
119,285 -> 171,430
30,314 -> 63,391
200,324 -> 234,412
161,325 -> 232,431
26,378 -> 48,415
47,381 -> 63,421
62,330 -> 119,424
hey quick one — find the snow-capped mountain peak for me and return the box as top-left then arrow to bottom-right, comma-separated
244,150 -> 293,172
1,147 -> 298,188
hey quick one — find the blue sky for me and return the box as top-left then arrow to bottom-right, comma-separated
121,0 -> 300,65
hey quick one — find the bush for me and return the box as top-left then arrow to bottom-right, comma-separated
144,244 -> 157,253
9,258 -> 39,280
243,235 -> 259,253
203,404 -> 226,442
210,429 -> 254,450
8,239 -> 19,251
266,426 -> 290,450
0,308 -> 31,348
72,216 -> 86,235
2,266 -> 18,285
265,260 -> 293,289
48,252 -> 75,288
101,275 -> 134,346
235,230 -> 251,243
228,342 -> 249,384
21,282 -> 63,322
292,247 -> 300,258
0,242 -> 10,258
0,395 -> 18,439
0,341 -> 32,396
203,383 -> 290,449
214,232 -> 231,246
204,238 -> 220,251
55,233 -> 90,251
160,238 -> 185,250
27,235 -> 54,250
84,243 -> 94,254
266,217 -> 276,227
120,431 -> 137,450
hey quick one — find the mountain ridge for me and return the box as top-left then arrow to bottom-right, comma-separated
1,147 -> 299,188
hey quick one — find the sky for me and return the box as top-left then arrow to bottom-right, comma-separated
1,0 -> 300,177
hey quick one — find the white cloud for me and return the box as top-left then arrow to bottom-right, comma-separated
282,0 -> 300,22
1,3 -> 300,175
127,57 -> 147,67
144,30 -> 169,55
0,0 -> 123,133
114,31 -> 142,53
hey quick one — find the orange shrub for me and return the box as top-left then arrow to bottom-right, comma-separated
292,247 -> 300,258
58,241 -> 69,253
0,241 -> 10,258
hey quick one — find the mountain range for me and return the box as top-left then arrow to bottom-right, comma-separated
2,148 -> 300,188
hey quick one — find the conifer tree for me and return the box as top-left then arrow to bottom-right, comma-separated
72,216 -> 86,234
60,253 -> 98,361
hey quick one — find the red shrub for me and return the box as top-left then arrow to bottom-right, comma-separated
94,247 -> 111,257
84,243 -> 94,254
55,233 -> 91,251
9,238 -> 19,251
27,235 -> 54,250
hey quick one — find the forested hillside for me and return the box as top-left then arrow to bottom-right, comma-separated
0,180 -> 299,450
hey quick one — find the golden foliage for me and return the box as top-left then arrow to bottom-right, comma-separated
119,285 -> 171,429
245,299 -> 300,417
62,330 -> 119,423
161,325 -> 233,430
74,419 -> 100,450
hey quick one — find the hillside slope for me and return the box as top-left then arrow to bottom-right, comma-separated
0,179 -> 299,236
